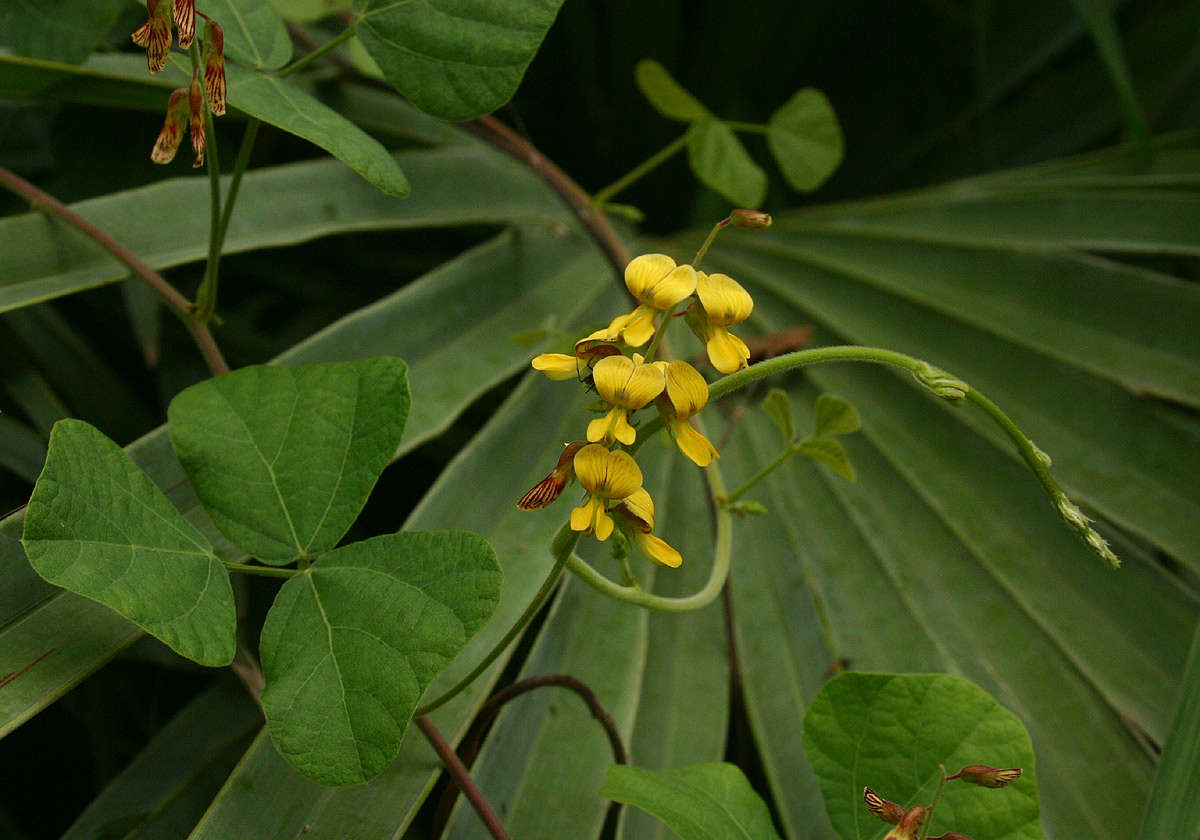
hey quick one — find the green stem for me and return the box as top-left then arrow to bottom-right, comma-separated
691,217 -> 730,268
566,420 -> 732,612
190,42 -> 222,323
723,446 -> 793,505
723,120 -> 768,134
641,301 -> 680,364
217,119 -> 260,247
221,561 -> 300,579
592,133 -> 688,205
277,27 -> 355,79
919,765 -> 949,840
415,524 -> 580,715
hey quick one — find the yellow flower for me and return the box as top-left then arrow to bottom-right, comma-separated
569,444 -> 643,541
531,330 -> 621,381
689,271 -> 754,373
587,354 -> 666,445
608,254 -> 698,347
656,360 -> 719,466
613,488 -> 683,567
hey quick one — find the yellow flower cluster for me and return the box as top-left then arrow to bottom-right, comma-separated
519,253 -> 755,568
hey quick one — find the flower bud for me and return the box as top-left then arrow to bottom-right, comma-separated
952,764 -> 1022,788
885,806 -> 926,840
863,788 -> 905,824
151,88 -> 189,164
131,0 -> 174,74
174,0 -> 196,48
518,441 -> 587,510
911,361 -> 968,403
729,209 -> 773,230
188,80 -> 206,168
202,19 -> 227,116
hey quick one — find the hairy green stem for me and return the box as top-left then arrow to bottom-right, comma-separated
723,445 -> 793,505
566,420 -> 732,612
221,561 -> 299,579
415,524 -> 580,715
278,27 -> 355,79
592,133 -> 688,205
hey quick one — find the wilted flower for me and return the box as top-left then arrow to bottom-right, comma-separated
151,88 -> 190,164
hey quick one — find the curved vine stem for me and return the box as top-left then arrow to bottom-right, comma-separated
414,523 -> 580,716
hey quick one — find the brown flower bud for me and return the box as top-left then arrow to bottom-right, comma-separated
188,81 -> 206,168
952,764 -> 1022,788
174,0 -> 196,48
151,88 -> 189,164
885,806 -> 926,840
202,19 -> 227,116
517,441 -> 587,510
729,208 -> 773,230
131,0 -> 174,74
864,787 -> 905,824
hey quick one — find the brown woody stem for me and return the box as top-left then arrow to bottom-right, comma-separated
416,714 -> 511,840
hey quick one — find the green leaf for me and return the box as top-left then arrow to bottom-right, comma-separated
766,88 -> 844,193
268,0 -> 351,22
635,59 -> 708,122
1139,624 -> 1200,840
199,0 -> 292,70
813,393 -> 860,437
686,118 -> 767,208
761,387 -> 794,444
223,64 -> 409,196
0,0 -> 123,64
0,414 -> 45,483
353,0 -> 566,121
168,358 -> 410,564
1067,0 -> 1151,152
259,531 -> 502,786
795,436 -> 855,482
602,763 -> 782,840
21,420 -> 236,666
803,672 -> 1044,840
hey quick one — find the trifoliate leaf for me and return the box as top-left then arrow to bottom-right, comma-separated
813,393 -> 861,437
766,88 -> 843,192
686,118 -> 767,208
795,436 -> 855,481
634,59 -> 709,122
761,387 -> 795,444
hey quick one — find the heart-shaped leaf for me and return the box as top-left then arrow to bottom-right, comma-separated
803,672 -> 1045,840
601,762 -> 782,840
686,118 -> 767,208
766,88 -> 843,192
635,59 -> 708,122
259,531 -> 502,785
168,357 -> 410,564
22,419 -> 235,666
353,0 -> 566,122
813,393 -> 861,437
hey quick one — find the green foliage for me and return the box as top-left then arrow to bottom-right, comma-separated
1140,625 -> 1200,839
168,357 -> 410,564
0,0 -> 124,64
635,58 -> 709,122
813,393 -> 861,438
352,0 -> 567,121
601,763 -> 782,840
260,531 -> 501,786
760,387 -> 794,443
22,419 -> 237,666
269,0 -> 351,21
767,89 -> 845,193
687,118 -> 769,210
803,672 -> 1044,840
199,0 -> 292,69
793,436 -> 854,482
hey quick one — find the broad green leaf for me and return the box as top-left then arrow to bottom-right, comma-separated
603,763 -> 781,840
61,678 -> 260,840
0,0 -> 123,64
353,0 -> 566,121
223,64 -> 408,196
635,59 -> 708,122
686,118 -> 767,208
794,436 -> 855,482
812,393 -> 860,437
803,673 -> 1044,840
168,357 -> 410,564
1140,624 -> 1200,839
348,35 -> 384,80
199,0 -> 292,70
767,88 -> 844,192
761,387 -> 794,444
269,0 -> 351,22
259,531 -> 502,785
21,420 -> 236,666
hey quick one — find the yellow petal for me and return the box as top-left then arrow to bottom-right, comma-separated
640,264 -> 698,310
619,306 -> 657,347
570,497 -> 602,533
624,254 -> 676,298
587,409 -> 618,443
635,532 -> 682,567
592,355 -> 636,403
619,488 -> 655,532
662,360 -> 709,418
706,328 -> 751,374
623,362 -> 666,409
673,420 -> 720,467
573,444 -> 642,499
613,410 -> 637,446
695,271 -> 754,326
594,507 -> 615,541
531,353 -> 580,381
